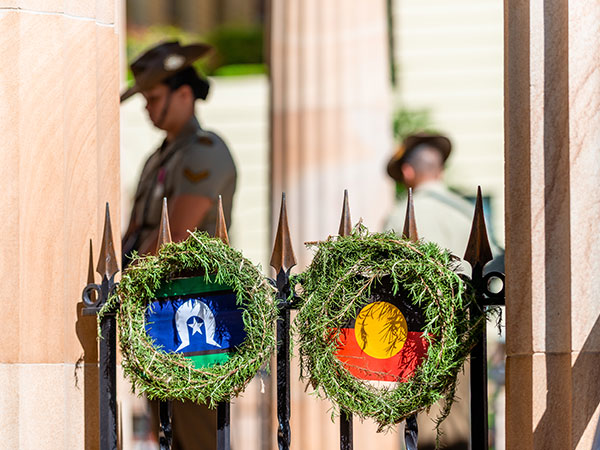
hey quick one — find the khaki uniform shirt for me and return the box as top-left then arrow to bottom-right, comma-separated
129,116 -> 236,250
385,180 -> 474,258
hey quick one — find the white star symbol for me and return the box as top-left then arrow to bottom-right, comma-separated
188,317 -> 203,336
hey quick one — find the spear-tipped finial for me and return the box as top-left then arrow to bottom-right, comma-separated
214,195 -> 230,246
402,188 -> 419,242
270,193 -> 297,274
88,239 -> 95,284
338,189 -> 352,237
464,186 -> 493,270
86,239 -> 97,303
96,203 -> 119,279
156,197 -> 172,253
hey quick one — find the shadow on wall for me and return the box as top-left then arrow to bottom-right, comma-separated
74,240 -> 100,449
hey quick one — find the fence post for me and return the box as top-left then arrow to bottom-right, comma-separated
214,195 -> 232,450
402,188 -> 420,450
156,199 -> 174,450
82,203 -> 119,450
158,401 -> 173,450
337,190 -> 354,450
463,187 -> 505,450
270,193 -> 297,450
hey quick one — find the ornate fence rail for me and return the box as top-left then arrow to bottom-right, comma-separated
82,187 -> 505,450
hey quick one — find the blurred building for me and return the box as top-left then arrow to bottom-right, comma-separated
127,0 -> 266,34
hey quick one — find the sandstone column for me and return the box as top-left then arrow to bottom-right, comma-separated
270,0 -> 394,268
0,1 -> 121,448
270,1 -> 396,449
505,1 -> 600,448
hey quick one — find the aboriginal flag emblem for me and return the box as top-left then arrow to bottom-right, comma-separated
335,277 -> 429,382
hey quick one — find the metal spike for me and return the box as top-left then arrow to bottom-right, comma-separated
214,195 -> 230,246
88,239 -> 95,285
156,197 -> 172,253
338,190 -> 352,237
464,186 -> 493,269
96,203 -> 119,279
270,193 -> 297,274
86,239 -> 97,304
402,188 -> 419,242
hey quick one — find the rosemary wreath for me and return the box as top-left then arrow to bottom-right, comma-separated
294,226 -> 487,430
100,231 -> 277,406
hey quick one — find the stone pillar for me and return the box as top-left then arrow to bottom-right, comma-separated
0,2 -> 121,448
270,1 -> 395,449
505,1 -> 600,448
270,0 -> 394,268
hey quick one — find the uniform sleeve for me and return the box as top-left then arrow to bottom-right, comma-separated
172,135 -> 236,200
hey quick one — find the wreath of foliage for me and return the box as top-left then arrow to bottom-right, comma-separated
294,225 -> 487,432
101,231 -> 277,407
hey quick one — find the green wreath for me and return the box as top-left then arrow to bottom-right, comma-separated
102,231 -> 277,407
294,226 -> 486,430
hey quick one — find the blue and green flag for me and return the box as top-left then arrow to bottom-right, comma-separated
145,276 -> 246,369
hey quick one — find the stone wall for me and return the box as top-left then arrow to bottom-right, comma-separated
0,2 -> 121,448
505,1 -> 600,448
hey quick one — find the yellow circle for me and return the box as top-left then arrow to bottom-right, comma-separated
355,301 -> 408,359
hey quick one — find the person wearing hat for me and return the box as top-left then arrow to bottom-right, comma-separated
121,41 -> 237,450
121,40 -> 237,266
385,133 -> 474,259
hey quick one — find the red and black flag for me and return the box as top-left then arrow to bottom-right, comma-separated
335,278 -> 429,383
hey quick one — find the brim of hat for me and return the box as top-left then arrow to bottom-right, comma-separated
119,43 -> 213,103
120,85 -> 140,102
386,135 -> 452,182
386,149 -> 407,182
180,43 -> 213,61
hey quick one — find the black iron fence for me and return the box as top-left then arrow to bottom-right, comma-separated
82,188 -> 505,450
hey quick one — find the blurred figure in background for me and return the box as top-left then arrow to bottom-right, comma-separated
385,133 -> 473,258
385,133 -> 472,450
121,40 -> 236,265
120,40 -> 237,450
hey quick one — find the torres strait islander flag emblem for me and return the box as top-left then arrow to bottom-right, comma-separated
145,276 -> 246,369
335,278 -> 429,383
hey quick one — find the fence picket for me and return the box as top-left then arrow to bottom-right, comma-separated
270,193 -> 297,450
338,190 -> 354,450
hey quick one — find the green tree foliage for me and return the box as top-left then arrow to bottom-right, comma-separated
392,107 -> 435,141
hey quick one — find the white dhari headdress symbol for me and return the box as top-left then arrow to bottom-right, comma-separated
175,299 -> 221,352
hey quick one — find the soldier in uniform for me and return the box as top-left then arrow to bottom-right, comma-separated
121,40 -> 236,264
120,41 -> 237,450
385,133 -> 475,258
